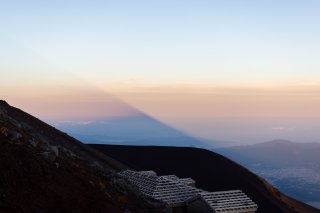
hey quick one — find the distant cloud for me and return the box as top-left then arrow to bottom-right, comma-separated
271,127 -> 295,132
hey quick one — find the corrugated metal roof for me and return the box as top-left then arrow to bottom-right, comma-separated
118,170 -> 258,212
200,190 -> 258,212
119,170 -> 202,206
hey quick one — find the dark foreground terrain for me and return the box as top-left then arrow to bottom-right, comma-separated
90,144 -> 320,213
0,100 -> 165,213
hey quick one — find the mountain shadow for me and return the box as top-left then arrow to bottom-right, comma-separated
55,114 -> 213,148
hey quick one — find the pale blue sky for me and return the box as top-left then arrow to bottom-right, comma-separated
1,0 -> 320,85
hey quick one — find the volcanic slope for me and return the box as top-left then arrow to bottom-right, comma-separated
90,144 -> 320,213
0,100 -> 165,213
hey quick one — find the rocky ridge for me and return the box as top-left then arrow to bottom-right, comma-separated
0,100 -> 166,213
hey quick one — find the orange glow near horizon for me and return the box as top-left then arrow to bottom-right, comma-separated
2,81 -> 320,143
99,82 -> 320,118
3,82 -> 320,120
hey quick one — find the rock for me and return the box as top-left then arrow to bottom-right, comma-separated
0,100 -> 9,114
0,126 -> 9,137
9,131 -> 22,141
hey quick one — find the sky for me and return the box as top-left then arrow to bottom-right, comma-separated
1,0 -> 320,144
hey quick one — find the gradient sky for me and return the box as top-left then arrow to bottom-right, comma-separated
1,0 -> 320,144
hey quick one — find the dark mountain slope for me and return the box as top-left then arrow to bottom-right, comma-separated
89,144 -> 320,213
0,134 -> 123,213
0,100 -> 165,213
